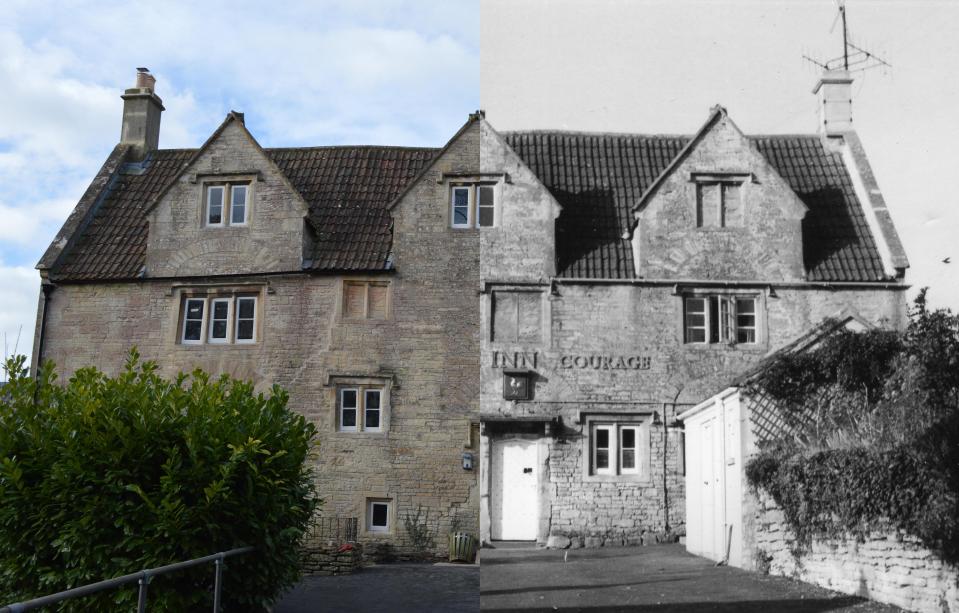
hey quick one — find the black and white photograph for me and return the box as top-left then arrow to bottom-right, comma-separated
0,1 -> 956,611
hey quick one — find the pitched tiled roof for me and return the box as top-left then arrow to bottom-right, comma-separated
504,131 -> 889,282
50,146 -> 437,281
270,147 -> 436,271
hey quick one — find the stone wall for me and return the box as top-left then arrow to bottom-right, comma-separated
752,491 -> 959,613
301,544 -> 363,576
39,114 -> 482,557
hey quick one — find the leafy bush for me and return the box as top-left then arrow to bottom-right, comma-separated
0,351 -> 318,611
746,291 -> 959,563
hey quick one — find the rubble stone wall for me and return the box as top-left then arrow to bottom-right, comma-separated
752,491 -> 959,613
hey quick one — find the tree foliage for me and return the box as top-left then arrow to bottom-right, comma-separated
746,291 -> 959,563
0,351 -> 318,611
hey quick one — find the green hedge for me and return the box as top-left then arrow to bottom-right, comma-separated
0,351 -> 318,611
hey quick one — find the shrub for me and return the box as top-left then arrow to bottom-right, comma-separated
0,351 -> 318,611
745,292 -> 959,563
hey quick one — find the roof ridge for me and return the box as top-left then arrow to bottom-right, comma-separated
504,129 -> 692,139
265,144 -> 440,152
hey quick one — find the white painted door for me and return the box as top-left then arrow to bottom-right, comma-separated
491,438 -> 539,540
700,416 -> 724,560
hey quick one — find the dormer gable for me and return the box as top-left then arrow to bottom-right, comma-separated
479,118 -> 561,283
144,112 -> 311,277
631,106 -> 809,282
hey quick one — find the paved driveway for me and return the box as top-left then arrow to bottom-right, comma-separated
274,563 -> 479,613
480,543 -> 903,612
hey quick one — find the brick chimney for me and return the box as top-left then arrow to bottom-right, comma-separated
813,69 -> 853,135
120,67 -> 164,159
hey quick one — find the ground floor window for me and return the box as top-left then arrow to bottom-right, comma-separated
367,499 -> 391,533
338,386 -> 384,432
586,418 -> 651,480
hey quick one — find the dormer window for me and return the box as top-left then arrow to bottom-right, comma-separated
451,183 -> 496,229
691,173 -> 749,228
205,182 -> 251,227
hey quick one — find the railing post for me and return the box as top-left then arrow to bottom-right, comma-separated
212,556 -> 223,613
137,572 -> 150,613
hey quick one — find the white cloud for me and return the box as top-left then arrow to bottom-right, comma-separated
0,262 -> 39,365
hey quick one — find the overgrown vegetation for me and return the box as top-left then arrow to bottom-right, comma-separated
0,351 -> 318,611
745,290 -> 959,564
403,505 -> 436,555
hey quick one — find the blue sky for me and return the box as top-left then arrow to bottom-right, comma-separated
0,0 -> 479,361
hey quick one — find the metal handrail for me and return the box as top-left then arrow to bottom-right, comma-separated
1,546 -> 255,613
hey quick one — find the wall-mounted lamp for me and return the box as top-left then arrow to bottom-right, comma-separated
462,452 -> 474,471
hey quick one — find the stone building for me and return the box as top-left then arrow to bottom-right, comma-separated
478,70 -> 909,547
31,70 -> 481,557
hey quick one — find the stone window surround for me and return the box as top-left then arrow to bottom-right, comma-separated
485,284 -> 550,347
174,284 -> 264,346
445,172 -> 504,230
581,413 -> 653,484
327,374 -> 393,435
338,278 -> 392,323
364,497 -> 394,535
689,171 -> 752,231
679,288 -> 767,351
198,173 -> 256,229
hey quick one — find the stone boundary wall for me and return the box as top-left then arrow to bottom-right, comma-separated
301,543 -> 363,576
752,491 -> 959,613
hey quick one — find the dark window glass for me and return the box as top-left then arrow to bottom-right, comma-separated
371,503 -> 388,527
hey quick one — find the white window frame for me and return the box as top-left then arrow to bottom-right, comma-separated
207,297 -> 232,344
178,292 -> 261,346
450,183 -> 497,229
234,296 -> 257,344
589,421 -> 649,478
337,385 -> 387,433
619,425 -> 641,475
367,499 -> 391,533
451,185 -> 472,229
683,294 -> 760,345
181,298 -> 206,345
593,424 -> 615,476
339,388 -> 359,432
206,185 -> 225,227
230,184 -> 249,226
364,389 -> 382,432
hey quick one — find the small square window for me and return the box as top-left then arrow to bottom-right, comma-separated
367,499 -> 390,533
337,385 -> 387,433
204,181 -> 251,228
451,183 -> 497,229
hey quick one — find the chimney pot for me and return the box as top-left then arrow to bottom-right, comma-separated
135,68 -> 156,91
